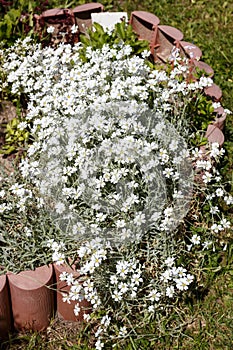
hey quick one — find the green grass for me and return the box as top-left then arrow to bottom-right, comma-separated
179,271 -> 233,349
1,0 -> 233,349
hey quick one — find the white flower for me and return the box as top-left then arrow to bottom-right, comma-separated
77,245 -> 88,258
186,274 -> 194,284
211,223 -> 224,233
164,207 -> 173,217
116,261 -> 129,278
83,313 -> 91,322
74,303 -> 81,316
190,234 -> 201,245
18,121 -> 28,130
91,254 -> 103,268
96,212 -> 107,222
83,279 -> 94,292
101,314 -> 111,328
224,195 -> 233,205
55,202 -> 66,214
53,252 -> 65,265
216,188 -> 224,197
131,273 -> 143,286
47,26 -> 55,34
71,24 -> 78,34
70,283 -> 83,301
110,275 -> 118,284
95,327 -> 103,338
202,241 -> 212,250
119,326 -> 127,337
116,219 -> 126,228
0,203 -> 9,214
210,142 -> 225,158
173,190 -> 184,199
210,223 -> 218,233
62,293 -> 70,304
24,226 -> 32,237
66,273 -> 75,286
215,176 -> 221,182
172,267 -> 187,278
158,148 -> 169,163
119,282 -> 128,294
163,167 -> 174,178
210,206 -> 219,214
223,108 -> 232,115
202,171 -> 212,183
175,277 -> 189,291
141,50 -> 151,58
112,290 -> 123,301
220,218 -> 231,229
95,338 -> 104,350
133,212 -> 146,226
148,289 -> 161,302
10,183 -> 25,196
59,272 -> 68,281
212,102 -> 221,109
160,269 -> 172,282
206,193 -> 215,200
166,286 -> 175,298
164,257 -> 175,267
130,289 -> 137,298
148,304 -> 155,313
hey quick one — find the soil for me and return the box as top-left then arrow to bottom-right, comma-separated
0,101 -> 16,144
0,101 -> 17,174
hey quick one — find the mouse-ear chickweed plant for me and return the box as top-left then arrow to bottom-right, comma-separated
0,21 -> 232,349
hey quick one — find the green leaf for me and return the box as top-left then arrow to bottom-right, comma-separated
115,21 -> 126,40
0,145 -> 16,154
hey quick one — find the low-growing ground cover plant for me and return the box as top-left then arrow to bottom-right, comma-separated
0,7 -> 232,350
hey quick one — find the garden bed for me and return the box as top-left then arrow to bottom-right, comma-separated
0,2 -> 232,349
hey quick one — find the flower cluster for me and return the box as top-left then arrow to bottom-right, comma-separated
0,28 -> 232,348
0,171 -> 65,272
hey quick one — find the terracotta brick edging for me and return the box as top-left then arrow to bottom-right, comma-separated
0,3 -> 227,339
8,265 -> 54,332
0,264 -> 90,339
128,10 -> 226,146
0,274 -> 11,338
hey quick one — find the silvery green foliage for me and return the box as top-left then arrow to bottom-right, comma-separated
1,36 -> 232,348
34,102 -> 193,246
